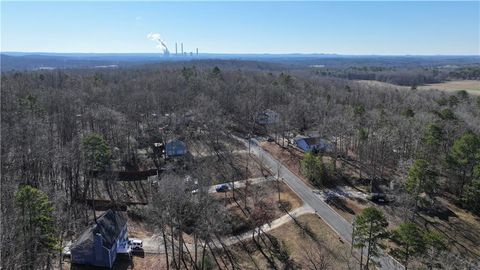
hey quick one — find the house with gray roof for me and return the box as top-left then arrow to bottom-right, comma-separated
70,210 -> 129,268
294,136 -> 333,153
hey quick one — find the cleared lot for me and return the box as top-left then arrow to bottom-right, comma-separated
227,213 -> 357,270
418,80 -> 480,94
357,79 -> 480,95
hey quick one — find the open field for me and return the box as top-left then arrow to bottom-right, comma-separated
357,79 -> 480,95
418,80 -> 480,94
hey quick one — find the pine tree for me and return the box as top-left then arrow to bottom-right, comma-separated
392,222 -> 425,270
406,159 -> 437,211
447,132 -> 480,196
353,207 -> 389,269
15,185 -> 59,270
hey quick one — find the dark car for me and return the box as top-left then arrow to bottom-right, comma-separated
215,184 -> 230,192
368,193 -> 388,203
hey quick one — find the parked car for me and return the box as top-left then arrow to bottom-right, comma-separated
215,184 -> 230,192
267,137 -> 274,142
324,191 -> 337,205
128,238 -> 143,250
368,193 -> 388,203
61,241 -> 72,258
61,247 -> 71,258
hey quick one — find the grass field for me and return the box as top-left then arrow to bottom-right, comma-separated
418,80 -> 480,94
357,79 -> 480,95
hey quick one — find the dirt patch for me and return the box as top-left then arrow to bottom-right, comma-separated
127,216 -> 155,239
130,254 -> 168,270
417,197 -> 480,260
327,197 -> 368,222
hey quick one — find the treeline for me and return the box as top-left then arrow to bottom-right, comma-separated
315,65 -> 480,86
1,63 -> 480,269
449,66 -> 480,80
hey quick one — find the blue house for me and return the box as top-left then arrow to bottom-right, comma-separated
71,210 -> 129,268
294,136 -> 332,153
165,139 -> 187,157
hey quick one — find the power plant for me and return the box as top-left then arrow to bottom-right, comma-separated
148,33 -> 199,57
174,42 -> 199,57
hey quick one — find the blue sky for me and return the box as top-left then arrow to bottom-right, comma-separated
1,1 -> 479,55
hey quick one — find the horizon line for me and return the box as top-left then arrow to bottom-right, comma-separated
2,51 -> 480,57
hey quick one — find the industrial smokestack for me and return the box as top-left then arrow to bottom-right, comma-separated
196,48 -> 198,55
175,43 -> 178,55
147,33 -> 169,56
181,43 -> 184,55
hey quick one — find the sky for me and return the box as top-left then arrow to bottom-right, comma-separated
1,1 -> 479,55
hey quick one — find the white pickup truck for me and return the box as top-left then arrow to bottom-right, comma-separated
128,238 -> 143,250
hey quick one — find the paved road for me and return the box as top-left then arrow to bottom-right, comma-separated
243,137 -> 403,270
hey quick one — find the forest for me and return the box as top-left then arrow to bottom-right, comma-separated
1,60 -> 480,270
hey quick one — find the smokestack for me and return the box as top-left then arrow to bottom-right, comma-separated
196,48 -> 198,55
175,43 -> 178,55
181,43 -> 184,55
147,33 -> 169,56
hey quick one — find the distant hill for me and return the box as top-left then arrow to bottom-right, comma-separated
1,52 -> 479,72
0,54 -> 125,71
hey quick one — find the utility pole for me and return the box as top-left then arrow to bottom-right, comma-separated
351,217 -> 356,255
277,161 -> 281,203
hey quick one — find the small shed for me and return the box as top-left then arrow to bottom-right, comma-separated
70,210 -> 128,268
256,109 -> 280,125
165,139 -> 187,157
294,136 -> 332,153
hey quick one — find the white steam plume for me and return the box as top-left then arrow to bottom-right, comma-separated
147,33 -> 169,55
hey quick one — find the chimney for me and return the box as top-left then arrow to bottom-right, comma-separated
181,43 -> 184,55
175,43 -> 178,55
196,48 -> 198,55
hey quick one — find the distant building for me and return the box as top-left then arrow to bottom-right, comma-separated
70,210 -> 129,268
294,136 -> 332,153
256,109 -> 280,125
165,139 -> 187,157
